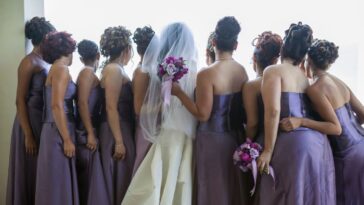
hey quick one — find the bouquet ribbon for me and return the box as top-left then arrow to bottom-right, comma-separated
251,160 -> 275,195
161,77 -> 173,106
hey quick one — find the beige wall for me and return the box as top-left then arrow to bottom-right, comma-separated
0,0 -> 43,202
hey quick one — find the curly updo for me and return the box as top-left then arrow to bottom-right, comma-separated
281,22 -> 313,65
77,39 -> 99,62
214,16 -> 241,51
206,32 -> 216,62
25,16 -> 56,46
133,26 -> 155,55
253,31 -> 283,69
100,26 -> 132,60
308,39 -> 339,70
41,31 -> 76,64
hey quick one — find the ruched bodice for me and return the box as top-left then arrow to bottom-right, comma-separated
27,69 -> 48,110
280,92 -> 314,119
198,92 -> 243,133
76,85 -> 102,128
100,82 -> 134,123
329,103 -> 364,155
43,81 -> 76,122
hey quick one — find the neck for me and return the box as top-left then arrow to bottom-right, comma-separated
282,58 -> 297,66
215,50 -> 233,61
54,56 -> 69,66
313,69 -> 327,79
139,55 -> 144,65
110,57 -> 124,67
84,63 -> 97,72
32,46 -> 42,57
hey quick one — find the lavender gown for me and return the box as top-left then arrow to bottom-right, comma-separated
195,92 -> 249,205
88,82 -> 135,205
132,115 -> 151,175
35,81 -> 79,205
75,85 -> 102,205
329,103 -> 364,205
6,69 -> 47,205
258,92 -> 336,205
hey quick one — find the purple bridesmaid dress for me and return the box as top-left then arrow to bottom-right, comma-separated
6,69 -> 47,205
329,103 -> 364,205
35,81 -> 79,205
75,85 -> 102,205
258,92 -> 336,205
195,92 -> 249,205
88,82 -> 135,205
132,115 -> 151,175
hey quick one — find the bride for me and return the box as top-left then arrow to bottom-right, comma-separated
121,22 -> 198,205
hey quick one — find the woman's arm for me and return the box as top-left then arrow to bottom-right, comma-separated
243,82 -> 259,140
103,66 -> 125,160
51,66 -> 75,158
280,85 -> 342,135
15,58 -> 37,155
258,68 -> 281,174
132,68 -> 149,115
77,68 -> 98,151
172,70 -> 214,122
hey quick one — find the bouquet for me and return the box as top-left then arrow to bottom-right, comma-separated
158,56 -> 189,106
233,138 -> 274,195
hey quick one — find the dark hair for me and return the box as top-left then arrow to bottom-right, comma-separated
158,23 -> 184,62
214,16 -> 241,51
253,31 -> 283,70
100,26 -> 132,60
77,39 -> 99,62
281,22 -> 313,65
41,31 -> 76,64
308,39 -> 339,70
206,32 -> 215,62
25,17 -> 56,46
133,26 -> 155,55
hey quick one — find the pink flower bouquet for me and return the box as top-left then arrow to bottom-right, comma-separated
158,56 -> 189,106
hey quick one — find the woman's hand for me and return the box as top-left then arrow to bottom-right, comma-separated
280,117 -> 302,132
63,139 -> 76,158
171,82 -> 182,96
257,150 -> 273,175
86,132 -> 97,152
113,143 -> 126,160
25,134 -> 37,155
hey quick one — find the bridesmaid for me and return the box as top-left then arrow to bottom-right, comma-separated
243,31 -> 282,145
280,39 -> 364,204
205,32 -> 215,65
172,16 -> 249,205
75,39 -> 101,205
35,31 -> 79,205
88,26 -> 135,205
6,16 -> 55,205
257,23 -> 336,205
131,26 -> 155,174
243,31 -> 282,204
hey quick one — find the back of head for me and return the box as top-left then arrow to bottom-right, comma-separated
281,22 -> 313,65
77,39 -> 99,62
100,26 -> 132,60
253,31 -> 283,70
133,26 -> 155,56
25,16 -> 56,46
206,32 -> 216,62
158,22 -> 197,63
41,31 -> 76,64
214,16 -> 241,52
308,39 -> 339,70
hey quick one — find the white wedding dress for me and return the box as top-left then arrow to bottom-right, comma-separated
121,22 -> 198,205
